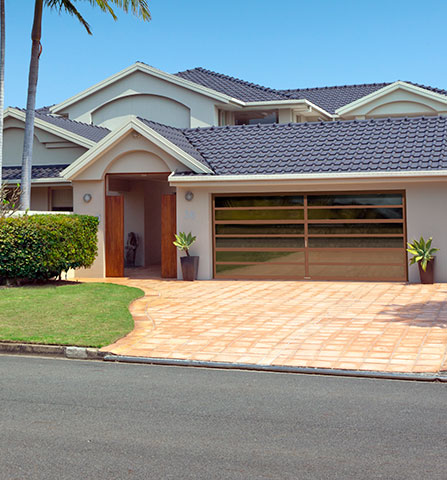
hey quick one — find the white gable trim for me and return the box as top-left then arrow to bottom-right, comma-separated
4,108 -> 95,149
335,81 -> 447,116
51,63 -> 242,114
62,116 -> 213,180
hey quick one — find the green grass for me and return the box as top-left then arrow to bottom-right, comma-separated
0,283 -> 144,348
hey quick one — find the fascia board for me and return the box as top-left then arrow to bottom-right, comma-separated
169,169 -> 447,186
50,63 -> 239,114
5,108 -> 95,149
335,81 -> 447,116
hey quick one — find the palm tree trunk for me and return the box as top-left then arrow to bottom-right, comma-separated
0,0 -> 5,183
20,0 -> 43,210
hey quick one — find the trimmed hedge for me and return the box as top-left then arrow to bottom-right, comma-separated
0,214 -> 99,281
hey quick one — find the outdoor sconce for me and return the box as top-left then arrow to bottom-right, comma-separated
83,193 -> 92,203
185,191 -> 194,202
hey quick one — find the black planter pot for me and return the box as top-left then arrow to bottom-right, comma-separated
180,256 -> 199,281
418,258 -> 435,284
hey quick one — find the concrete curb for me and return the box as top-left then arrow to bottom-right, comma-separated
0,342 -> 106,360
103,354 -> 447,382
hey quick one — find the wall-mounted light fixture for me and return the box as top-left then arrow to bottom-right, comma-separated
83,193 -> 92,203
185,191 -> 194,202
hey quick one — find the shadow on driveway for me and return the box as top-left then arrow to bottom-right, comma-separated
378,300 -> 447,328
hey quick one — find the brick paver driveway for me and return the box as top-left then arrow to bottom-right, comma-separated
98,278 -> 447,373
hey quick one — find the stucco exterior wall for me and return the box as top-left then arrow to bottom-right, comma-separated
175,179 -> 447,283
59,71 -> 222,128
3,122 -> 86,167
72,180 -> 105,278
91,94 -> 191,129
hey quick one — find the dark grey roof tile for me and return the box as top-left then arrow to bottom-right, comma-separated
3,164 -> 69,181
165,116 -> 447,176
137,117 -> 212,171
17,108 -> 110,143
174,67 -> 288,102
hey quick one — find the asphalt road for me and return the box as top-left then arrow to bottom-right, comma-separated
1,356 -> 446,480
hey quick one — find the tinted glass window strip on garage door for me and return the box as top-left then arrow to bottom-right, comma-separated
213,192 -> 407,281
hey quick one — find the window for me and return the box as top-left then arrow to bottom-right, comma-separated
51,188 -> 73,212
234,110 -> 278,126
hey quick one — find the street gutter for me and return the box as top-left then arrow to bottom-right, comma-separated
103,354 -> 447,383
1,342 -> 446,382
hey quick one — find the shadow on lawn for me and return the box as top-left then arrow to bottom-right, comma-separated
378,300 -> 447,328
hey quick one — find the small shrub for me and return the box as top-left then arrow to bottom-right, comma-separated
0,214 -> 99,282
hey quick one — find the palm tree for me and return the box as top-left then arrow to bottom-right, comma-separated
20,0 -> 150,210
0,0 -> 5,183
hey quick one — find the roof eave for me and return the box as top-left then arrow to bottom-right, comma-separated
169,169 -> 447,186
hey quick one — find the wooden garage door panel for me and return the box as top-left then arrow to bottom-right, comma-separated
213,192 -> 406,281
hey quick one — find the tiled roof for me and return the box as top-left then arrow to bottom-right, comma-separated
35,112 -> 110,143
3,164 -> 69,181
278,83 -> 391,113
174,67 -> 287,102
137,117 -> 211,170
173,68 -> 447,114
16,108 -> 110,143
162,116 -> 447,176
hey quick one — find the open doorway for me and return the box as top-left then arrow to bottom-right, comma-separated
105,173 -> 176,278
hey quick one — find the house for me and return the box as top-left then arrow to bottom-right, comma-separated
3,62 -> 447,282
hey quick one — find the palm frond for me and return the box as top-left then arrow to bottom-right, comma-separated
108,0 -> 151,21
44,0 -> 92,33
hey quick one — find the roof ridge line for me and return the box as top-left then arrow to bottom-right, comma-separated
279,82 -> 392,93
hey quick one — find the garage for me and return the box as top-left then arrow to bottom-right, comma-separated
213,192 -> 407,281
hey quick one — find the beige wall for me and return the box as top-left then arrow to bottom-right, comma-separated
91,94 -> 191,129
174,179 -> 447,283
59,70 -> 222,128
3,121 -> 86,167
72,180 -> 105,278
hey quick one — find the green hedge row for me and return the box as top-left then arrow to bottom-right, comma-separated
0,214 -> 99,282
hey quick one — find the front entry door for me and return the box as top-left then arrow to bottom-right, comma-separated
161,193 -> 177,278
105,195 -> 124,277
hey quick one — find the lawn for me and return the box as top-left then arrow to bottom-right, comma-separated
0,283 -> 144,348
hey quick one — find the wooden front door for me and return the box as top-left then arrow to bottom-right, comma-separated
105,195 -> 124,277
161,193 -> 177,278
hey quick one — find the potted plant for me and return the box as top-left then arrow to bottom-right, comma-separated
407,236 -> 439,284
173,232 -> 199,281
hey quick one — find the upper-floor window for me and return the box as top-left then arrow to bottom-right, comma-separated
234,110 -> 278,126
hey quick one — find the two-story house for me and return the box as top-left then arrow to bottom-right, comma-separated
4,62 -> 447,282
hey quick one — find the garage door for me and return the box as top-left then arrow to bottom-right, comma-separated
213,192 -> 407,281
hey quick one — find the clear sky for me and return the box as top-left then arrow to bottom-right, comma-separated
4,0 -> 447,108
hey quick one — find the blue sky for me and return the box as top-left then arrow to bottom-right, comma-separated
4,0 -> 447,108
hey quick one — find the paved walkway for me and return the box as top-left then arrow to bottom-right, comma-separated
92,277 -> 447,373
